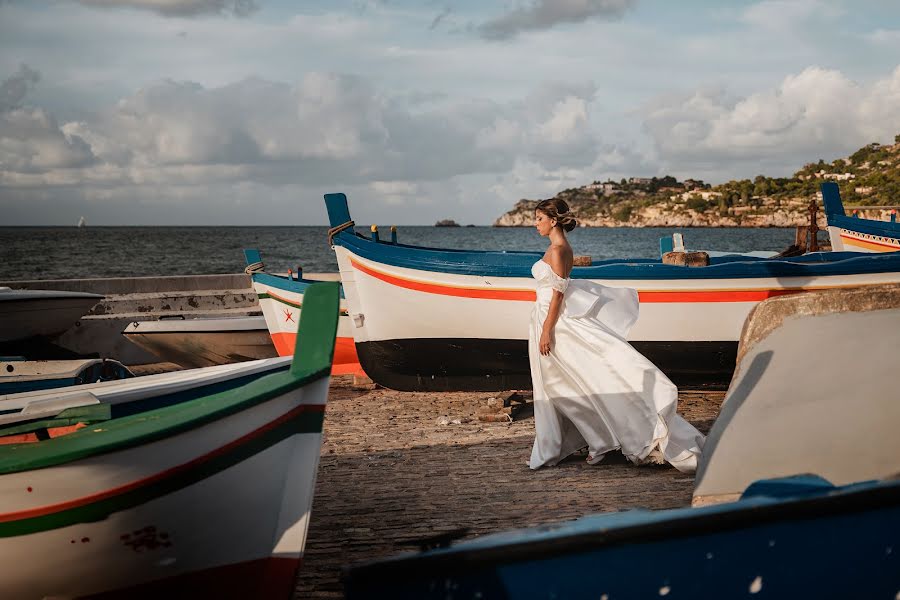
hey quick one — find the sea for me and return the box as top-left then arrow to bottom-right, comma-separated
0,226 -> 796,281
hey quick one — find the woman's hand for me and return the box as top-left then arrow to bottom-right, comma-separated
539,329 -> 553,356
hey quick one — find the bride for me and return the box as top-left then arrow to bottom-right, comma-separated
528,198 -> 704,472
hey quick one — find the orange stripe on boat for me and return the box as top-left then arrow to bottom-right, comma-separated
351,257 -> 820,303
270,333 -> 361,375
840,233 -> 899,251
0,403 -> 325,523
351,258 -> 537,301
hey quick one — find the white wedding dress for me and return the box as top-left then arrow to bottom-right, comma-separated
528,260 -> 705,472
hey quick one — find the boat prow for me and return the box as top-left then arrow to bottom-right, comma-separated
822,181 -> 900,253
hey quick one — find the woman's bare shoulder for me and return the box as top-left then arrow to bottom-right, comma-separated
546,245 -> 572,277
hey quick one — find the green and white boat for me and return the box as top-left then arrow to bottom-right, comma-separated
0,282 -> 340,599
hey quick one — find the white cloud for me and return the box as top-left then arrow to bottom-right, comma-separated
0,71 -> 609,193
641,65 -> 900,178
479,0 -> 636,40
740,0 -> 842,31
75,0 -> 259,17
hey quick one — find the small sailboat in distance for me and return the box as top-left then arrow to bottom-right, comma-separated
76,216 -> 86,228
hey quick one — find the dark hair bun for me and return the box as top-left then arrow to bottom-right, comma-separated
536,198 -> 578,231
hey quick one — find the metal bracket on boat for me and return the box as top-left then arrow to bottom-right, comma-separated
351,313 -> 365,328
327,220 -> 356,247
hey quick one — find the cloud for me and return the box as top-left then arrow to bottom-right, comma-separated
641,65 -> 900,177
0,71 -> 607,192
0,64 -> 40,112
740,0 -> 841,31
479,0 -> 636,40
73,0 -> 259,17
429,7 -> 451,31
0,66 -> 97,173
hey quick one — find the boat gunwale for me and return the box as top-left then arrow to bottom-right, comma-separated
324,193 -> 900,281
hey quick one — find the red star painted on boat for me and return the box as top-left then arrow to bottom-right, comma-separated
283,308 -> 294,322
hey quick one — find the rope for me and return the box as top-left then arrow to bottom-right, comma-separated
244,261 -> 265,274
327,220 -> 355,247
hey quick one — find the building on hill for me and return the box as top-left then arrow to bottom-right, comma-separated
629,177 -> 653,186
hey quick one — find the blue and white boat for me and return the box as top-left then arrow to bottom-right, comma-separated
324,192 -> 900,391
822,181 -> 900,253
243,249 -> 360,375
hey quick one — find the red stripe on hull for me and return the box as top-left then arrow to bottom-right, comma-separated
351,258 -> 537,301
637,288 -> 802,303
350,257 -> 814,303
270,333 -> 362,375
84,556 -> 301,599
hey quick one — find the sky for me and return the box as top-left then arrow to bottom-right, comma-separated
0,0 -> 898,225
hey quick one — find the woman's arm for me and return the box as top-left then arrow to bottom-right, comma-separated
539,250 -> 567,356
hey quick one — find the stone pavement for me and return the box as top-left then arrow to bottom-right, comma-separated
294,377 -> 724,598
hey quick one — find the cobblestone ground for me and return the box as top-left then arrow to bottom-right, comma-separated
294,377 -> 725,598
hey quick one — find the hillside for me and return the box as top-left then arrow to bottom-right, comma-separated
494,135 -> 900,227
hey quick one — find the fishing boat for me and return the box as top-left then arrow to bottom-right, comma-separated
0,358 -> 133,395
344,475 -> 900,599
0,355 -> 292,418
822,181 -> 900,253
343,283 -> 900,599
324,192 -> 900,391
243,249 -> 360,375
0,288 -> 103,343
122,315 -> 277,368
693,282 -> 900,506
0,282 -> 339,599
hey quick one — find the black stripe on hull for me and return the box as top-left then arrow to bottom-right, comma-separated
355,339 -> 736,392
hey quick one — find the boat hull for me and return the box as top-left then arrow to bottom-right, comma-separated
123,316 -> 278,368
0,378 -> 328,599
0,292 -> 102,343
251,279 -> 360,375
345,479 -> 900,599
822,181 -> 900,253
355,338 -> 736,390
333,247 -> 900,391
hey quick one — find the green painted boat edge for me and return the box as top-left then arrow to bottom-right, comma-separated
0,282 -> 340,475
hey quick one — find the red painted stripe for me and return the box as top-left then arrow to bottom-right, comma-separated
351,257 -> 816,303
637,288 -> 803,303
85,556 -> 302,599
351,258 -> 537,301
0,403 -> 325,524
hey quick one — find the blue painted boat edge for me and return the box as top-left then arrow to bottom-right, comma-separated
821,182 -> 900,237
324,193 -> 900,279
242,248 -> 344,297
343,476 -> 900,582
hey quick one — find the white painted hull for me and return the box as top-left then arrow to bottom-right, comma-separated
336,247 -> 900,344
0,377 -> 328,598
252,281 -> 359,374
124,316 -> 278,368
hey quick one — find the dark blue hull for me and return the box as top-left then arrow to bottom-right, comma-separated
345,478 -> 900,599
